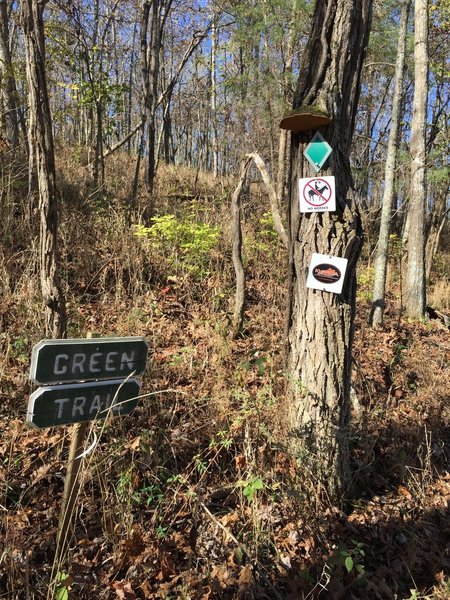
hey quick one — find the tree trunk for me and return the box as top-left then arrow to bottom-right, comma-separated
162,96 -> 173,164
405,0 -> 428,319
127,21 -> 138,153
0,0 -> 21,148
210,14 -> 219,178
425,186 -> 449,281
231,157 -> 252,338
21,0 -> 66,338
276,0 -> 296,201
247,152 -> 288,249
143,0 -> 163,199
370,0 -> 410,327
286,0 -> 372,503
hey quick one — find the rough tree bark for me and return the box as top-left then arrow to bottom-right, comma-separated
21,0 -> 66,338
141,0 -> 168,200
0,0 -> 21,148
405,0 -> 428,319
370,0 -> 410,327
286,0 -> 372,503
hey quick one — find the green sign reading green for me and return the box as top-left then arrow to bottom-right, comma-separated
30,337 -> 148,384
304,132 -> 332,172
27,379 -> 141,429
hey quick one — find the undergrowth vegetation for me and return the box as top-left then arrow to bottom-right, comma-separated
0,149 -> 449,599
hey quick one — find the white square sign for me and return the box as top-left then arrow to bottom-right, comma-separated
306,253 -> 348,294
299,176 -> 336,213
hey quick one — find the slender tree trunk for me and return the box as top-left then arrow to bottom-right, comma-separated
211,14 -> 219,178
0,0 -> 20,148
286,0 -> 372,503
127,21 -> 138,154
21,0 -> 66,338
405,0 -> 428,318
276,0 -> 296,201
370,0 -> 410,327
94,100 -> 105,186
247,152 -> 288,248
162,95 -> 173,163
143,0 -> 162,198
231,157 -> 252,338
425,186 -> 449,280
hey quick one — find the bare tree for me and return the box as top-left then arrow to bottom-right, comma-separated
405,0 -> 429,319
370,0 -> 410,327
21,0 -> 66,338
231,157 -> 252,338
0,0 -> 21,148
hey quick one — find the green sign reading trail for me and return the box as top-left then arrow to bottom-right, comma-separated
304,132 -> 333,172
30,337 -> 148,385
27,378 -> 141,429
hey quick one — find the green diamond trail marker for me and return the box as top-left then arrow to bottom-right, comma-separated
304,132 -> 332,172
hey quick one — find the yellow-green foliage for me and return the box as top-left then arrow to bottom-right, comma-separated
134,214 -> 220,278
246,211 -> 278,255
357,266 -> 375,302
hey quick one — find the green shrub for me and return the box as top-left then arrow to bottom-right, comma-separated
134,214 -> 220,278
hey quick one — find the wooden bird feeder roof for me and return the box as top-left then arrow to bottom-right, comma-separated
279,106 -> 332,133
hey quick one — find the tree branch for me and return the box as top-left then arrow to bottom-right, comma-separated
246,152 -> 289,249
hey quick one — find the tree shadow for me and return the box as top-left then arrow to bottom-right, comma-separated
258,503 -> 450,600
207,415 -> 449,599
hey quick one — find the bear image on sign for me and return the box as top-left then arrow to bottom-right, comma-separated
306,253 -> 348,294
299,176 -> 336,213
313,264 -> 341,284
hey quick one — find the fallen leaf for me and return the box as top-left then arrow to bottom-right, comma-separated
112,580 -> 137,599
398,485 -> 412,500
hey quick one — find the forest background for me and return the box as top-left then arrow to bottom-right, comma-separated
0,0 -> 449,598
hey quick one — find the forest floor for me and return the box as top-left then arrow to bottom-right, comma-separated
0,152 -> 449,599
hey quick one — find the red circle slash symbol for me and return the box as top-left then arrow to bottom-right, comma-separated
304,178 -> 331,207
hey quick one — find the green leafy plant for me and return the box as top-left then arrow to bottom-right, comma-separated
237,477 -> 264,502
332,541 -> 366,579
134,214 -> 220,278
55,571 -> 71,600
242,349 -> 268,375
193,453 -> 208,474
357,266 -> 374,302
209,428 -> 234,450
246,212 -> 279,255
388,233 -> 404,260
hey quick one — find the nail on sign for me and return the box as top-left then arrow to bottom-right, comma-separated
299,176 -> 336,213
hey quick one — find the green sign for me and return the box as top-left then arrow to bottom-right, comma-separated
27,378 -> 141,429
304,132 -> 332,172
30,337 -> 148,384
